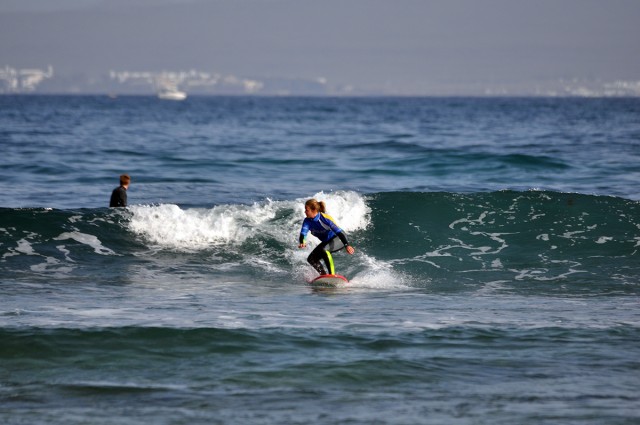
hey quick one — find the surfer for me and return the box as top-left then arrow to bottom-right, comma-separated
298,198 -> 355,275
109,174 -> 130,207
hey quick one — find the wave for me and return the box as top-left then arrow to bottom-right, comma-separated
1,190 -> 638,293
3,324 -> 638,352
362,191 -> 639,292
3,325 -> 638,390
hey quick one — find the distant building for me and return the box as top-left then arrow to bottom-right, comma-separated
0,66 -> 54,93
109,69 -> 266,96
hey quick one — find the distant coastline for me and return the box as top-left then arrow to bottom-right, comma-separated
2,66 -> 640,97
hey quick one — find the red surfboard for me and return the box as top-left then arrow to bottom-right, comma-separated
310,274 -> 349,287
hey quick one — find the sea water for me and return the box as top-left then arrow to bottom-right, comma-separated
1,96 -> 639,424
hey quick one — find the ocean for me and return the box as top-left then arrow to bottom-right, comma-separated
1,95 -> 639,424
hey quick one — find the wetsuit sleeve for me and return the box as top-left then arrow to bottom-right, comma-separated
337,231 -> 349,246
299,220 -> 310,244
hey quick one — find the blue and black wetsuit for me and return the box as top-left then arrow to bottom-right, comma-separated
299,212 -> 350,275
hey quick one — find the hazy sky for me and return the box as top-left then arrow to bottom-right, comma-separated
2,0 -> 639,93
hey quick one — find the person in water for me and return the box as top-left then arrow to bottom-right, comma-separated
109,174 -> 130,207
298,198 -> 355,275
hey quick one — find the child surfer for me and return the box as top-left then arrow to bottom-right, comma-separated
298,198 -> 355,276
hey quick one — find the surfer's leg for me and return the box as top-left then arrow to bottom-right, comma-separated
321,237 -> 343,275
323,250 -> 335,275
307,246 -> 327,275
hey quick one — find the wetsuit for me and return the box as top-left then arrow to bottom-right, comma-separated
299,212 -> 350,275
109,186 -> 127,207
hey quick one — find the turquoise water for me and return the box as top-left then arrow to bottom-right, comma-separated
1,96 -> 639,424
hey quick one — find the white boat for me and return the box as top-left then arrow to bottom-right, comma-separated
158,87 -> 187,101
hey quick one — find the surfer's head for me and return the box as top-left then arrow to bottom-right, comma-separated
304,198 -> 326,218
119,174 -> 131,187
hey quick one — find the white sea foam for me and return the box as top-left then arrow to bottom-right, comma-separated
15,238 -> 37,255
54,232 -> 118,256
128,203 -> 249,250
2,237 -> 75,276
449,211 -> 489,229
349,253 -> 412,290
126,192 -> 390,287
128,191 -> 371,253
307,190 -> 371,233
56,245 -> 74,262
2,238 -> 38,259
30,256 -> 74,274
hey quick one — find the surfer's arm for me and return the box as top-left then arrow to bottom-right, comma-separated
299,221 -> 310,248
336,231 -> 355,254
336,231 -> 349,246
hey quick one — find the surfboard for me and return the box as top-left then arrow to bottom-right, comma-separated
310,274 -> 349,287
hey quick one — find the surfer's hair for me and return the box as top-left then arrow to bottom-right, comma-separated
305,198 -> 326,213
120,174 -> 131,186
